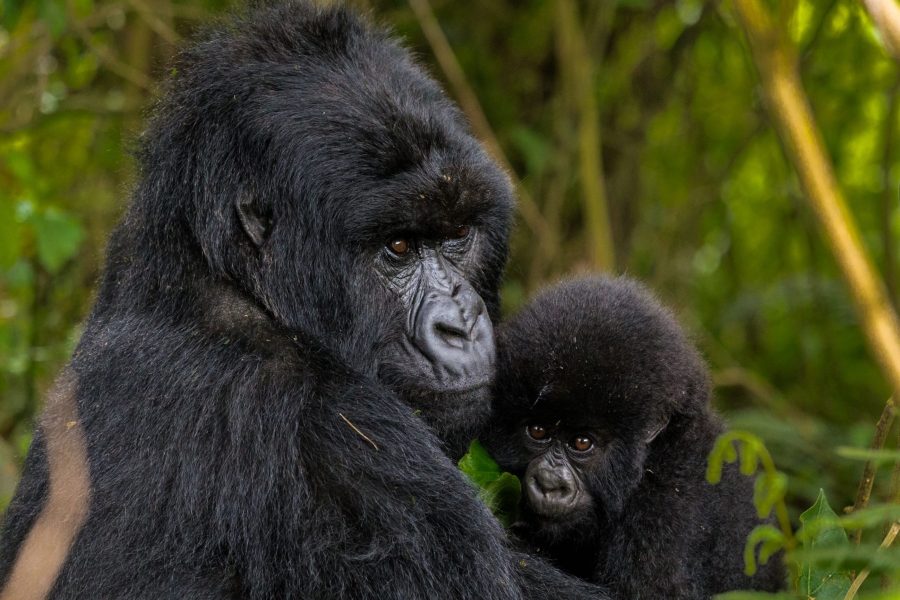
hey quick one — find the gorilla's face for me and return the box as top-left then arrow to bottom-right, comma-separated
372,218 -> 500,435
162,12 -> 513,442
375,226 -> 494,393
235,140 -> 509,440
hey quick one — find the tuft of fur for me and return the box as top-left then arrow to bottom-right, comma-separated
484,276 -> 785,598
0,3 -> 609,599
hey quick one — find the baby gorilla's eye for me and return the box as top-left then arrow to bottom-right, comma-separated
570,435 -> 593,452
526,424 -> 549,441
388,238 -> 411,255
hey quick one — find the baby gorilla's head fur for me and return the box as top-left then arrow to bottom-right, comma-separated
485,276 -> 714,544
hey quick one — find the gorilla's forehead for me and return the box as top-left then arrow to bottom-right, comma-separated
234,46 -> 512,237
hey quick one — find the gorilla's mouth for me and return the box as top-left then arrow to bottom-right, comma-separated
526,488 -> 591,521
379,331 -> 495,395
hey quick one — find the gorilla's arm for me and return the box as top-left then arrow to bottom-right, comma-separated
1,314 -> 609,600
514,552 -> 612,599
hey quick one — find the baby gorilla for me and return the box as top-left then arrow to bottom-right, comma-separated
483,276 -> 784,599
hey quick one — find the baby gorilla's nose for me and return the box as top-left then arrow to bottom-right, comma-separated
532,469 -> 574,498
524,455 -> 583,519
531,469 -> 575,503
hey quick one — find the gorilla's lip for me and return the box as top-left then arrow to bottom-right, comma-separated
526,490 -> 591,520
433,377 -> 492,394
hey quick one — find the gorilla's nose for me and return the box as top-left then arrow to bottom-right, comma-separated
432,285 -> 481,346
524,458 -> 581,518
532,468 -> 575,500
414,283 -> 495,388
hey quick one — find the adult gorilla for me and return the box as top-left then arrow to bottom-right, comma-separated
0,2 -> 609,599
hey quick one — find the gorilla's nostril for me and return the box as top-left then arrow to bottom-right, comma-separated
435,321 -> 468,348
533,474 -> 570,497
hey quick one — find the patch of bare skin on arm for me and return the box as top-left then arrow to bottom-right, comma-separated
1,370 -> 91,600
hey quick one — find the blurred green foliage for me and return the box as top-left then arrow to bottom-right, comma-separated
2,0 -> 900,592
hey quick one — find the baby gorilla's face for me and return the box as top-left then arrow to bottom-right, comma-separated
519,421 -> 601,539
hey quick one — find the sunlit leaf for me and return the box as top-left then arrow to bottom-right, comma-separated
458,440 -> 521,527
458,439 -> 502,488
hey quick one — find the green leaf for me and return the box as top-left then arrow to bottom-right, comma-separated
739,440 -> 759,475
30,209 -> 84,274
37,0 -> 66,36
839,504 -> 900,531
743,524 -> 786,576
707,435 -> 738,484
753,472 -> 787,519
835,446 -> 900,463
482,472 -> 522,528
458,440 -> 521,527
713,593 -> 797,600
797,490 -> 852,600
1,0 -> 23,29
458,439 -> 502,488
0,198 -> 21,268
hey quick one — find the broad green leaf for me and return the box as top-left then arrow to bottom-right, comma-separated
458,440 -> 521,527
482,472 -> 522,528
458,439 -> 502,488
30,209 -> 84,274
797,490 -> 852,600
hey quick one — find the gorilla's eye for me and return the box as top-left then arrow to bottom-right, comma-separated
570,436 -> 593,452
526,424 -> 549,441
388,238 -> 411,255
451,225 -> 470,240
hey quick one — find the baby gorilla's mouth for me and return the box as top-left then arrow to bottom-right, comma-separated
525,477 -> 591,520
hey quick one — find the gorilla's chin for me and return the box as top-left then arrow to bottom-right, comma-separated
404,384 -> 493,460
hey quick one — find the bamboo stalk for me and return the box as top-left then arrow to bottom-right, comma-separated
405,0 -> 552,248
733,0 -> 900,401
555,0 -> 616,272
860,0 -> 900,60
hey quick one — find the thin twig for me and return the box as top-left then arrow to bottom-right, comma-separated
338,413 -> 379,451
843,521 -> 900,600
69,13 -> 154,90
850,398 -> 896,544
127,0 -> 180,45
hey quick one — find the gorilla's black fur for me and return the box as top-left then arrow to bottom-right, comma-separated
484,277 -> 785,599
0,4 -> 609,599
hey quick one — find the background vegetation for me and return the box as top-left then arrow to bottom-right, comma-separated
2,0 -> 900,596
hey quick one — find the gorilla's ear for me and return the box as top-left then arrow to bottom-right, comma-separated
235,193 -> 272,247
